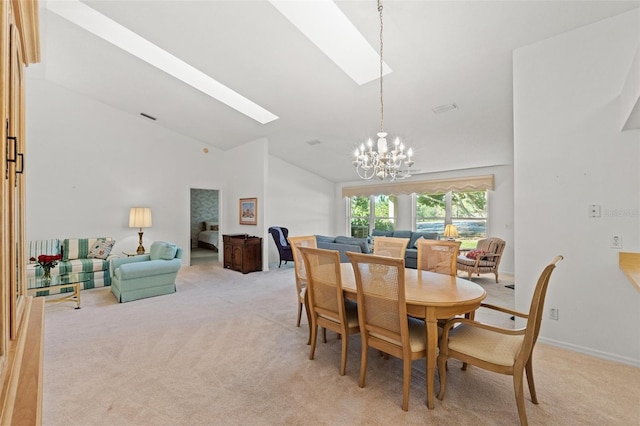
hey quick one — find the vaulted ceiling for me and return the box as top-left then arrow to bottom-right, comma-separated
35,1 -> 640,182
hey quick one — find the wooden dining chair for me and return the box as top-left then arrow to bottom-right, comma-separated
288,235 -> 316,329
373,237 -> 410,259
416,239 -> 461,276
347,251 -> 427,411
299,247 -> 360,376
437,255 -> 563,426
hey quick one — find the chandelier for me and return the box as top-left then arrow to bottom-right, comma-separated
352,0 -> 415,181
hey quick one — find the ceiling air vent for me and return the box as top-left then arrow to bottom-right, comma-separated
432,103 -> 458,115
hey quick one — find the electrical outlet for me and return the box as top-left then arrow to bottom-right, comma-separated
549,308 -> 559,320
611,235 -> 623,249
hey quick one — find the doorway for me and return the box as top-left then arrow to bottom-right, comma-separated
190,188 -> 220,266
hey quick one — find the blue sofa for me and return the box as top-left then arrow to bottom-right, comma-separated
110,241 -> 183,303
371,230 -> 438,268
315,235 -> 370,262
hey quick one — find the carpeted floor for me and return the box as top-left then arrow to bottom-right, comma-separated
41,263 -> 639,425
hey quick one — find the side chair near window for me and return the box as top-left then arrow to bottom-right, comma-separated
299,247 -> 360,376
268,226 -> 294,268
373,237 -> 410,259
347,252 -> 427,411
287,235 -> 317,333
456,237 -> 506,283
437,255 -> 563,426
416,239 -> 461,276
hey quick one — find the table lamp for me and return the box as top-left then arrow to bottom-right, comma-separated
443,224 -> 459,240
129,207 -> 152,254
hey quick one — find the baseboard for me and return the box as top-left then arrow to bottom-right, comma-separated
538,336 -> 640,368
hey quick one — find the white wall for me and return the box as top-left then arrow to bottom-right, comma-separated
266,155 -> 335,268
514,9 -> 640,366
221,138 -> 268,268
25,79 -> 225,262
335,164 -> 515,274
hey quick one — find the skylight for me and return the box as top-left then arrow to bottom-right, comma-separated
46,0 -> 279,124
269,0 -> 391,85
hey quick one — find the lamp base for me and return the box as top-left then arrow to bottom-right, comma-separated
137,230 -> 145,254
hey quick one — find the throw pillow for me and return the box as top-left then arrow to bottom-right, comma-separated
466,249 -> 485,260
150,241 -> 178,260
160,243 -> 178,260
210,225 -> 219,231
87,240 -> 115,259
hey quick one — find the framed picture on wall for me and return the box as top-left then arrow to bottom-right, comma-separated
239,197 -> 258,225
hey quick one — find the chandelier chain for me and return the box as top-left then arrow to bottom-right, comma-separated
352,0 -> 415,181
378,0 -> 384,134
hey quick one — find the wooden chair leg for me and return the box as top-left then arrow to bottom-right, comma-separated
296,301 -> 302,327
437,354 -> 447,400
525,358 -> 538,404
359,344 -> 368,388
402,358 -> 411,411
309,323 -> 318,361
513,369 -> 529,426
340,332 -> 348,376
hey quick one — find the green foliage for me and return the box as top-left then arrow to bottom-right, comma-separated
451,191 -> 487,218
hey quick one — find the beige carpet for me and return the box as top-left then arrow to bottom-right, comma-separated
42,263 -> 639,425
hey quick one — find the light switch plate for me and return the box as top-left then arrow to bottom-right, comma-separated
611,235 -> 622,249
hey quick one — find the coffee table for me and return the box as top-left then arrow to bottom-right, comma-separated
27,272 -> 89,309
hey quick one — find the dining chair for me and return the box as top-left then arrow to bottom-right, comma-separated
416,239 -> 461,276
347,251 -> 427,411
288,235 -> 316,330
373,237 -> 410,259
299,246 -> 360,376
437,255 -> 563,426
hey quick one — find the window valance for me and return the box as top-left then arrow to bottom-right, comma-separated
342,175 -> 494,198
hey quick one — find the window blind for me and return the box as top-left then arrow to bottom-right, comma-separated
342,175 -> 494,198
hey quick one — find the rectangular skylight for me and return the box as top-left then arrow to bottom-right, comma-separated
46,0 -> 279,124
269,0 -> 391,85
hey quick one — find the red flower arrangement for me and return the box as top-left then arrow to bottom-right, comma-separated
30,253 -> 63,278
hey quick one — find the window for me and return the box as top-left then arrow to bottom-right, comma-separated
349,195 -> 398,237
416,190 -> 487,249
350,196 -> 370,238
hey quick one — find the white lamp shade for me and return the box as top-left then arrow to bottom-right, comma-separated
443,224 -> 459,238
129,207 -> 152,228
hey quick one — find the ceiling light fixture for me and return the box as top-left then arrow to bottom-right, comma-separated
46,0 -> 278,125
352,0 -> 414,181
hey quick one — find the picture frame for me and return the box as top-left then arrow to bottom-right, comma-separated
239,197 -> 258,225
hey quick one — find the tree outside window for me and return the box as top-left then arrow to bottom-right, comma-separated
416,191 -> 487,249
349,195 -> 398,237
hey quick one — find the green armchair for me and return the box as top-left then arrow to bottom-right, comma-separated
110,241 -> 183,302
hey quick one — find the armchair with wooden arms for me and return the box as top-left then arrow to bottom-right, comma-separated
438,255 -> 563,425
456,237 -> 506,283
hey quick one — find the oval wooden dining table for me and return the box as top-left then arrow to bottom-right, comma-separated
339,263 -> 486,409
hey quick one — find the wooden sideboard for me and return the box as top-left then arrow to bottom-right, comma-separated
223,234 -> 262,274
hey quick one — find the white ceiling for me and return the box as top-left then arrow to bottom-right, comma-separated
36,0 -> 640,183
